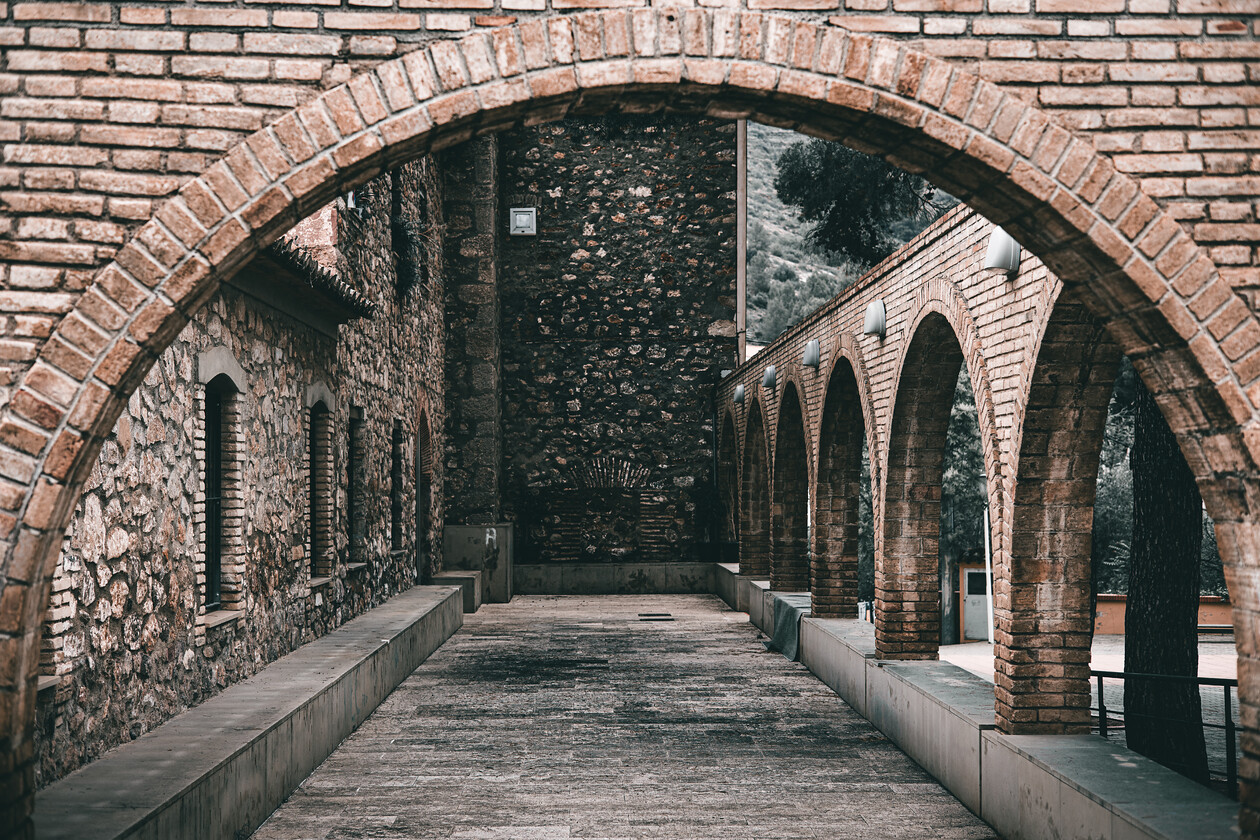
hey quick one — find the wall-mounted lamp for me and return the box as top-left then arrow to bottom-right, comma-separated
762,365 -> 776,390
509,206 -> 537,236
733,384 -> 745,405
802,339 -> 820,369
984,226 -> 1021,279
864,300 -> 886,338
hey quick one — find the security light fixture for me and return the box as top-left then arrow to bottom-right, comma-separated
984,226 -> 1022,279
803,339 -> 821,369
864,300 -> 886,338
762,365 -> 776,390
733,384 -> 745,405
509,207 -> 537,236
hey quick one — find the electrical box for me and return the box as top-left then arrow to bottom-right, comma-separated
509,207 -> 537,236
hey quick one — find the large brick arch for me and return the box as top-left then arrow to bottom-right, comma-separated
2,10 -> 1260,835
771,379 -> 811,592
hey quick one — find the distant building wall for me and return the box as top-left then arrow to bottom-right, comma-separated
496,117 -> 739,565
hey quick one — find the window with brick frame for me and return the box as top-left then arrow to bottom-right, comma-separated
390,420 -> 405,555
347,407 -> 365,566
415,412 -> 433,581
309,402 -> 334,580
197,373 -> 245,620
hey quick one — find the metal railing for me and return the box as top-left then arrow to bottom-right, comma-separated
1091,669 -> 1239,799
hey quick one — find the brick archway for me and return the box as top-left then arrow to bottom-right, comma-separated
771,380 -> 811,592
2,10 -> 1260,835
718,409 -> 740,547
740,398 -> 771,580
813,355 -> 869,618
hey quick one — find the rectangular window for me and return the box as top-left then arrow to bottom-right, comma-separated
390,420 -> 404,554
348,408 -> 364,563
310,404 -> 333,578
204,387 -> 223,610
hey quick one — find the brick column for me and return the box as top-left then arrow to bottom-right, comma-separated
1219,521 -> 1260,838
443,137 -> 503,526
998,299 -> 1118,734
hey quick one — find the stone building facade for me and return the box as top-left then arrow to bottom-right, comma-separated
497,117 -> 737,565
32,159 -> 447,787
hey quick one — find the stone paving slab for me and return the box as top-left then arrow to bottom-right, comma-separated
252,595 -> 998,840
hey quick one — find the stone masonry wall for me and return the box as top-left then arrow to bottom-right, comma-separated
31,158 -> 446,788
498,117 -> 738,565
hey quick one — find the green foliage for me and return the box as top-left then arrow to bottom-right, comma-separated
941,369 -> 987,567
774,138 -> 957,270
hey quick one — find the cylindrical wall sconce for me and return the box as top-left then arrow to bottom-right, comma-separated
803,339 -> 820,369
733,384 -> 745,405
762,365 -> 776,390
984,226 -> 1022,278
864,300 -> 886,338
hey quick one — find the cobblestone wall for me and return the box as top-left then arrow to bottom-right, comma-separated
498,117 -> 737,564
32,158 -> 446,788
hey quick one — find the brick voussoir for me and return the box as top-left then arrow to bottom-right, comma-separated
572,12 -> 605,63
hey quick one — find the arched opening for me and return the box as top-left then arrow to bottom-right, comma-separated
813,359 -> 867,618
740,401 -> 771,579
416,412 -> 434,583
880,313 -> 974,660
4,13 -> 1259,836
717,411 -> 740,560
771,384 -> 810,592
1004,292 -> 1121,733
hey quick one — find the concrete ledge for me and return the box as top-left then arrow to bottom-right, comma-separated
431,570 -> 483,613
36,585 -> 463,840
981,732 -> 1239,840
799,618 -> 876,718
512,562 -> 715,595
789,597 -> 1239,840
746,580 -> 770,633
713,563 -> 739,610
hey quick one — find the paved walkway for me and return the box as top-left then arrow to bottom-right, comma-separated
254,595 -> 997,840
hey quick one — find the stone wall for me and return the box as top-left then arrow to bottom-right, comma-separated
497,117 -> 738,565
32,158 -> 447,788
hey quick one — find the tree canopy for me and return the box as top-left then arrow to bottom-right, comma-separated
774,139 -> 956,270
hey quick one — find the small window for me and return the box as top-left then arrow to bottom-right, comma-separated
309,402 -> 333,578
202,373 -> 241,613
390,420 -> 404,554
967,570 -> 989,596
348,408 -> 365,563
204,384 -> 224,610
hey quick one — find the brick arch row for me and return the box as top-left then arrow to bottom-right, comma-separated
1,8 -> 1259,836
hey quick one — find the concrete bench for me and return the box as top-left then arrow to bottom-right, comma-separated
796,614 -> 1238,840
36,585 -> 463,840
431,569 -> 483,613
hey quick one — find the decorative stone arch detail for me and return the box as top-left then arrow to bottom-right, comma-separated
772,369 -> 815,482
195,347 -> 247,392
304,381 -> 336,411
1,11 -> 1259,834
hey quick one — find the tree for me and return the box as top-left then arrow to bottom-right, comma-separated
774,140 -> 956,270
1125,377 -> 1209,783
